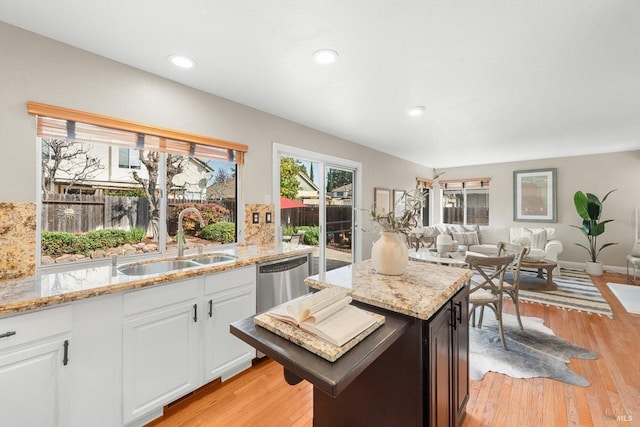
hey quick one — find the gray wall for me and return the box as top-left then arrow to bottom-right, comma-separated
436,151 -> 640,268
0,22 -> 430,256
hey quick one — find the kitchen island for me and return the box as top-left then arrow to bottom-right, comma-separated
231,259 -> 472,427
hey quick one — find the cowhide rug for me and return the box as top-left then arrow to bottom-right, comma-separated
469,313 -> 597,386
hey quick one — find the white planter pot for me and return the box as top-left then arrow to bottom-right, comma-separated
585,261 -> 603,276
371,232 -> 408,275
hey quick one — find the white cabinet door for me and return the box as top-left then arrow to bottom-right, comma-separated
204,267 -> 256,382
0,339 -> 70,427
70,293 -> 123,427
122,279 -> 200,425
0,305 -> 72,427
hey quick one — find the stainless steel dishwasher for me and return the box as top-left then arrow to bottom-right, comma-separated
256,254 -> 311,358
256,254 -> 311,314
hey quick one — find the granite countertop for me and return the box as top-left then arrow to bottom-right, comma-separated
0,244 -> 313,317
305,259 -> 472,320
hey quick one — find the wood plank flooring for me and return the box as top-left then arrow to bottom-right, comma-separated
148,271 -> 640,427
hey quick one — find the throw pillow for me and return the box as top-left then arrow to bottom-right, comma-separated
632,241 -> 640,257
451,231 -> 479,246
524,228 -> 547,250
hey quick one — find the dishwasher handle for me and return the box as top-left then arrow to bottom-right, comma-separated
259,257 -> 308,274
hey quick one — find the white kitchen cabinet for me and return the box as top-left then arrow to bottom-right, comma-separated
70,292 -> 123,427
203,266 -> 256,382
122,278 -> 201,425
0,305 -> 72,427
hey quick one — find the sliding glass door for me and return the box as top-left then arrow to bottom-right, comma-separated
274,144 -> 361,277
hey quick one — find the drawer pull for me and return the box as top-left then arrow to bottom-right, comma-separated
0,331 -> 16,339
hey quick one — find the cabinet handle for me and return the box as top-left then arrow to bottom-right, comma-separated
208,299 -> 213,317
63,340 -> 69,366
448,308 -> 457,330
455,301 -> 462,324
193,304 -> 198,323
0,331 -> 16,339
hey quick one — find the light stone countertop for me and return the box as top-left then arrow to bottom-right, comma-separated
0,244 -> 313,317
305,259 -> 472,320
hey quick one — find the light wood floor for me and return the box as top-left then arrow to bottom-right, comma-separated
148,271 -> 640,427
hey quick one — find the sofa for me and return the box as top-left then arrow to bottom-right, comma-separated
414,223 -> 564,265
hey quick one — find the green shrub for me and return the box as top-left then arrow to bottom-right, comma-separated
282,225 -> 295,236
128,226 -> 146,242
42,229 -> 140,257
75,229 -> 130,254
41,231 -> 77,257
295,226 -> 319,245
200,222 -> 236,243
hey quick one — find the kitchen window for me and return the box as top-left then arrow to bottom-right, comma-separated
440,178 -> 490,225
30,101 -> 247,267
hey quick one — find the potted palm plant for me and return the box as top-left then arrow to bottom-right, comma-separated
571,189 -> 617,276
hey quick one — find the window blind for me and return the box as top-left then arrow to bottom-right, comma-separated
28,101 -> 247,164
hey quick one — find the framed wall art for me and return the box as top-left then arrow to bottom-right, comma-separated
374,188 -> 391,215
513,168 -> 557,222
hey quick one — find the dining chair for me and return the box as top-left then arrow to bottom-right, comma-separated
497,242 -> 529,330
465,254 -> 515,350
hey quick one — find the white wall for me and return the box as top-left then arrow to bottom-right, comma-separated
436,151 -> 640,268
0,22 -> 431,255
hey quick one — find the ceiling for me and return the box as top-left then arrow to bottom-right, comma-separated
1,1 -> 639,168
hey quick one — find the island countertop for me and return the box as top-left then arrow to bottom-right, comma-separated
0,243 -> 312,317
304,259 -> 472,320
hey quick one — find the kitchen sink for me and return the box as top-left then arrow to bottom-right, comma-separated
117,259 -> 200,276
191,254 -> 236,265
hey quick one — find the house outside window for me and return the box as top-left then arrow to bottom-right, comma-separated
118,147 -> 141,169
441,178 -> 490,225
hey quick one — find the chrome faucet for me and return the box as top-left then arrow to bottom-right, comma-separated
177,207 -> 205,258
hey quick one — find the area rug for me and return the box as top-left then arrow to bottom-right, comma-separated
607,283 -> 640,314
517,269 -> 613,317
469,313 -> 598,386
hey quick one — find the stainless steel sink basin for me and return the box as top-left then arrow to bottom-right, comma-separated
191,254 -> 236,265
118,259 -> 199,276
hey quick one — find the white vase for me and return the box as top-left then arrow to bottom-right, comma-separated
371,232 -> 408,275
585,261 -> 603,276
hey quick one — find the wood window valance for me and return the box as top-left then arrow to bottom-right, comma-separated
439,177 -> 490,190
27,101 -> 248,164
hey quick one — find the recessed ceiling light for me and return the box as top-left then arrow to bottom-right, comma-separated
312,49 -> 339,65
168,54 -> 196,69
408,106 -> 426,117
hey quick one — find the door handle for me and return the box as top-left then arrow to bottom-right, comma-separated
193,304 -> 198,322
455,301 -> 462,324
208,299 -> 213,317
63,340 -> 69,366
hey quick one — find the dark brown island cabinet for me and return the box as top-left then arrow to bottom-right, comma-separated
231,260 -> 470,427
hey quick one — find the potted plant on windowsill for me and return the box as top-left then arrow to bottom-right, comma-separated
368,188 -> 423,275
571,189 -> 617,276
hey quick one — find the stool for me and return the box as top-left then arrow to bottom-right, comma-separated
626,255 -> 640,285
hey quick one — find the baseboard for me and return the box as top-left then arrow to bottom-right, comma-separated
559,261 -> 626,275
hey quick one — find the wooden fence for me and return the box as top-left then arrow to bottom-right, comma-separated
281,205 -> 353,245
42,194 -> 237,234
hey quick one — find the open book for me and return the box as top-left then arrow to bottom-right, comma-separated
266,287 -> 380,347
